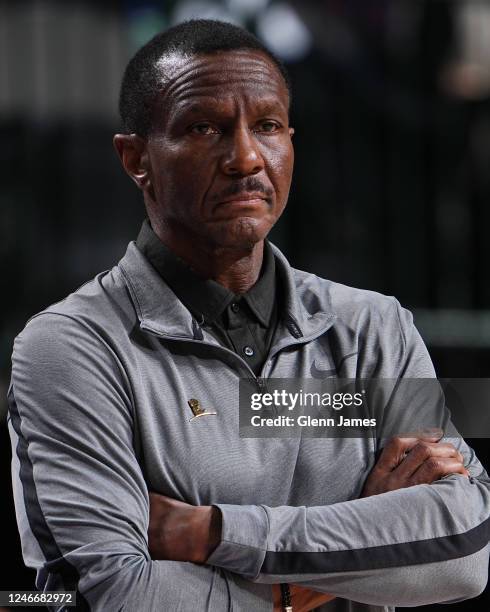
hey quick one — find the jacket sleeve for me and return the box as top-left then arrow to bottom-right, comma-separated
8,313 -> 237,612
206,300 -> 490,607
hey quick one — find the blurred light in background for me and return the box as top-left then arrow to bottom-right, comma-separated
170,0 -> 312,62
226,0 -> 270,21
415,309 -> 490,348
171,0 -> 240,26
256,2 -> 312,62
441,0 -> 490,100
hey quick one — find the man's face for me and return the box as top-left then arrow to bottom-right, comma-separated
143,49 -> 294,250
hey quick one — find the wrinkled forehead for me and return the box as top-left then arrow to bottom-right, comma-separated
153,49 -> 289,115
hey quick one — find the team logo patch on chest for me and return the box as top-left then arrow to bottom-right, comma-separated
187,398 -> 217,421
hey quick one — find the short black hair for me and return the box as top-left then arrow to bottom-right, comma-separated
118,19 -> 291,137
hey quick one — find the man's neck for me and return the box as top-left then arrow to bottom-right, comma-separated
153,228 -> 264,295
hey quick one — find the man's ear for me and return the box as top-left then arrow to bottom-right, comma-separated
113,134 -> 152,192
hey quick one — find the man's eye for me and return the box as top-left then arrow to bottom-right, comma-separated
190,123 -> 219,135
255,121 -> 280,133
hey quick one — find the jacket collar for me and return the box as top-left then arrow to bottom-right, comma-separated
135,219 -> 276,327
118,240 -> 336,341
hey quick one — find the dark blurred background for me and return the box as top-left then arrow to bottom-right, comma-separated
1,0 -> 490,610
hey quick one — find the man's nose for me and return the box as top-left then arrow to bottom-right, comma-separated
220,127 -> 264,177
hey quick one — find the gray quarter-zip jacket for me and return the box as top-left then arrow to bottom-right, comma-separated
8,240 -> 490,612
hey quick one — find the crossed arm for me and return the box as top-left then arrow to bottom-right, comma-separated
147,434 -> 472,612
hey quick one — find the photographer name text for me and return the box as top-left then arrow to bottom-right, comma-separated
250,414 -> 376,428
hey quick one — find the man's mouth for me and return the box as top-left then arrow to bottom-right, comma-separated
218,192 -> 269,205
211,193 -> 270,220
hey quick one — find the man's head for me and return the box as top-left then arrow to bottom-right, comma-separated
114,19 -> 294,256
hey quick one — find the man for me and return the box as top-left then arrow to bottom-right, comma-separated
8,19 -> 490,612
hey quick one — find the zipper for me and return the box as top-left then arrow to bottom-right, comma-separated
260,314 -> 336,379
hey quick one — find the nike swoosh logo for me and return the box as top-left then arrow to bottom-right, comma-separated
310,352 -> 358,378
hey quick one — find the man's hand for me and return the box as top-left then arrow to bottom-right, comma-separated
148,493 -> 221,563
361,430 -> 469,497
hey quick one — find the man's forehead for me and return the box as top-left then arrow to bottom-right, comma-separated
154,49 -> 288,105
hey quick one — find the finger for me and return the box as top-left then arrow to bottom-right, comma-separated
410,457 -> 468,486
421,442 -> 464,459
375,434 -> 442,471
424,443 -> 464,463
394,442 -> 464,479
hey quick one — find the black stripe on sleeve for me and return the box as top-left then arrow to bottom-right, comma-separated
9,387 -> 90,611
262,516 -> 490,575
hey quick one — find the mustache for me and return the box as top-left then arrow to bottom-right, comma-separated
212,178 -> 273,202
